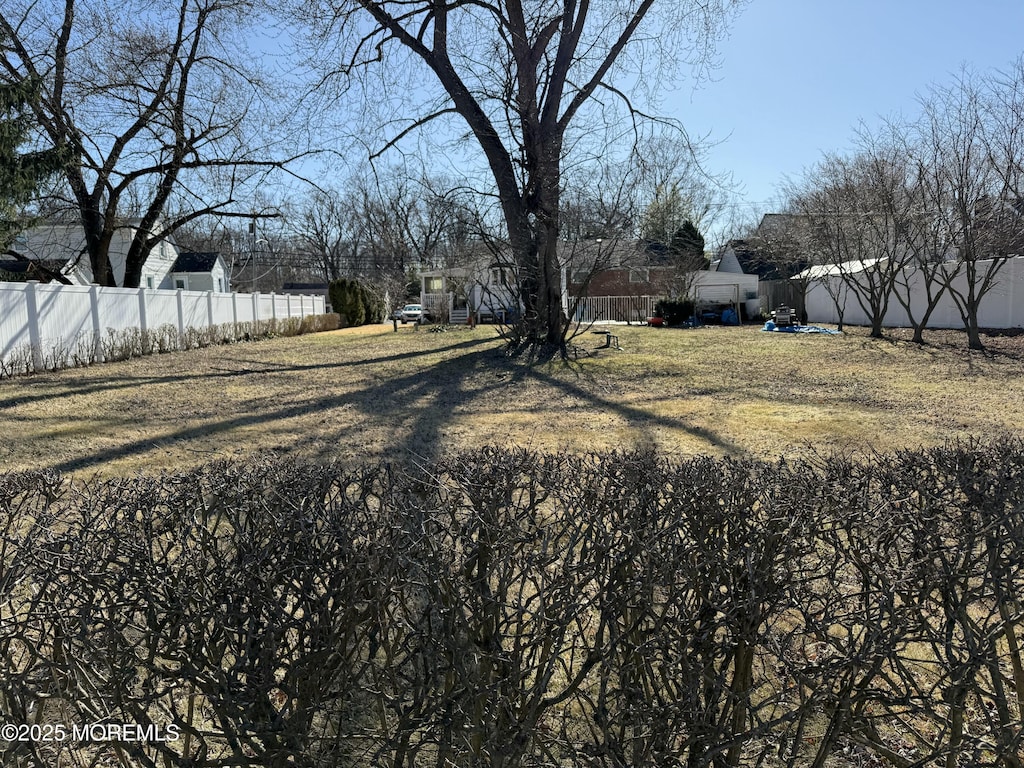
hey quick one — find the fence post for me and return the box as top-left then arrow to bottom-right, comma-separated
232,292 -> 239,340
252,291 -> 260,335
270,292 -> 278,321
137,287 -> 149,351
176,289 -> 186,349
286,292 -> 293,318
25,281 -> 44,372
90,284 -> 104,362
207,290 -> 215,338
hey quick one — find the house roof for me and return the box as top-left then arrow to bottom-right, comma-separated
715,239 -> 769,277
0,258 -> 69,281
719,237 -> 810,280
171,252 -> 221,273
795,258 -> 884,280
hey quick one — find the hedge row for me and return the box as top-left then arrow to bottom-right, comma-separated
1,441 -> 1023,767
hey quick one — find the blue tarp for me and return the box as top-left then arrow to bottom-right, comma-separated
762,321 -> 842,335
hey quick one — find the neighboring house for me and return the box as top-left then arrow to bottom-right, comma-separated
281,282 -> 329,298
165,252 -> 231,293
421,238 -> 760,323
419,261 -> 519,323
2,220 -> 179,287
566,239 -> 673,297
714,237 -> 809,280
568,239 -> 758,309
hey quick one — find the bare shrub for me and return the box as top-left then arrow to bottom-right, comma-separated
1,442 -> 1021,766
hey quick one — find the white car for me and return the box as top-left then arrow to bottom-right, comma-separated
398,304 -> 429,323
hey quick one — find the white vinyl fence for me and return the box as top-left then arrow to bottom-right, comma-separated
569,295 -> 660,325
804,256 -> 1024,329
0,280 -> 327,375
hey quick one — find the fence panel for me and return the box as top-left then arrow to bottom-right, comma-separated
274,293 -> 292,319
98,287 -> 143,332
0,282 -> 327,376
34,284 -> 94,355
212,293 -> 235,325
0,284 -> 31,362
147,289 -> 181,328
569,295 -> 658,325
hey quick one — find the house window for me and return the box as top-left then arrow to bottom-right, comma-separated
424,277 -> 443,293
175,278 -> 186,290
146,276 -> 155,289
629,268 -> 649,283
217,278 -> 223,292
491,268 -> 514,286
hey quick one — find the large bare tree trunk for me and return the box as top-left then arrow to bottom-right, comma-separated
318,0 -> 739,353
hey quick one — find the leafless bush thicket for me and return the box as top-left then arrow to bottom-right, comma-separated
1,442 -> 1022,766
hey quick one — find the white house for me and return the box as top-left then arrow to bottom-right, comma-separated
419,261 -> 519,323
8,221 -> 178,287
4,221 -> 228,291
165,252 -> 231,293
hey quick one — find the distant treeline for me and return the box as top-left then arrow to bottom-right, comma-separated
1,441 -> 1022,767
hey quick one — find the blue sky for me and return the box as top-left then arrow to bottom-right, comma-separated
675,0 -> 1024,218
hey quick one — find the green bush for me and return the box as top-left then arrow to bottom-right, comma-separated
330,279 -> 384,326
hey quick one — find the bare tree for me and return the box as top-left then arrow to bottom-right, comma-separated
913,67 -> 1023,350
298,0 -> 745,352
294,188 -> 367,282
0,0 -> 294,287
883,119 -> 958,344
788,142 -> 915,339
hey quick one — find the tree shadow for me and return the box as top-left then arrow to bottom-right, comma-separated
48,343 -> 511,473
42,333 -> 744,475
0,335 -> 494,411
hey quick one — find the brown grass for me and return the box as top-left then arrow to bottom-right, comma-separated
1,322 -> 1022,477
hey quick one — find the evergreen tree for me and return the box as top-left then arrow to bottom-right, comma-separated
640,183 -> 689,247
1,75 -> 64,248
671,220 -> 707,268
346,281 -> 366,326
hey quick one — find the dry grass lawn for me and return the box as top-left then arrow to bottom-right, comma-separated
1,322 -> 1022,477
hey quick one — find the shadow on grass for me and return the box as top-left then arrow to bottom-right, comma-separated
523,366 -> 744,456
41,332 -> 744,475
49,348 -> 503,473
0,335 -> 495,411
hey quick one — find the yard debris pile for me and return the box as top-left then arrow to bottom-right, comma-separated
762,320 -> 842,334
